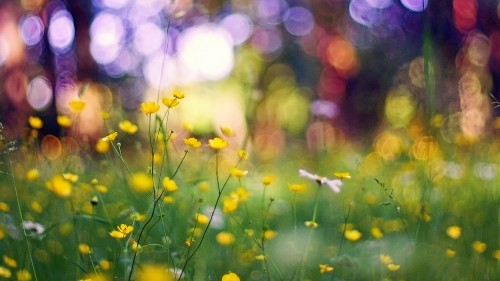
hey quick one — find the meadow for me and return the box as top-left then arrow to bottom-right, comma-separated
0,80 -> 499,281
1,1 -> 500,281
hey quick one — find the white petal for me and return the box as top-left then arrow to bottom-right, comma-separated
326,179 -> 342,193
299,169 -> 317,180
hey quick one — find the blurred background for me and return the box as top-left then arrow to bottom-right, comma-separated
1,0 -> 499,151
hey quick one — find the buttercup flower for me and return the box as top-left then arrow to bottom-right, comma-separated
446,248 -> 456,258
184,137 -> 201,148
162,97 -> 180,108
141,101 -> 160,115
288,183 -> 307,192
387,264 -> 400,271
130,172 -> 154,193
221,126 -> 235,137
78,243 -> 92,254
319,264 -> 334,273
379,254 -> 393,264
68,99 -> 86,113
231,168 -> 248,178
299,169 -> 343,192
472,241 -> 487,253
237,149 -> 249,160
162,177 -> 178,192
28,116 -> 43,129
345,229 -> 362,241
101,132 -> 118,142
334,172 -> 351,180
305,221 -> 319,229
216,231 -> 235,246
262,176 -> 273,186
119,120 -> 138,134
172,89 -> 185,99
16,269 -> 31,281
56,115 -> 72,127
446,226 -> 461,239
208,137 -> 228,150
109,224 -> 133,239
222,272 -> 240,281
45,175 -> 72,197
26,168 -> 40,182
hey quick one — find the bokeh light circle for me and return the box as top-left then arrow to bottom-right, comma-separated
90,12 -> 125,64
27,76 -> 53,111
401,0 -> 428,12
220,13 -> 254,46
19,15 -> 45,47
177,24 -> 234,81
47,10 -> 75,53
283,6 -> 314,36
133,21 -> 164,56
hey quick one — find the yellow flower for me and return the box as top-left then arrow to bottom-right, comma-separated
162,177 -> 178,192
334,172 -> 351,180
234,187 -> 249,201
0,266 -> 11,278
472,241 -> 487,253
237,149 -> 248,160
62,173 -> 79,183
255,254 -> 266,261
0,202 -> 9,212
208,137 -> 228,150
16,269 -> 31,281
163,196 -> 174,204
95,139 -> 110,153
493,249 -> 500,260
371,227 -> 383,239
136,264 -> 174,281
99,259 -> 111,271
387,263 -> 400,271
3,255 -> 17,267
319,264 -> 334,273
216,231 -> 235,246
221,126 -> 235,137
130,172 -> 154,193
263,230 -> 277,240
109,224 -> 133,239
68,99 -> 86,113
288,183 -> 307,192
345,229 -> 362,241
172,89 -> 185,99
26,168 -> 40,182
222,272 -> 240,281
184,137 -> 201,148
78,243 -> 92,254
101,132 -> 118,142
262,176 -> 273,186
131,240 -> 141,251
45,175 -> 72,197
195,213 -> 209,225
28,116 -> 43,129
162,97 -> 179,108
31,201 -> 42,213
446,248 -> 456,258
222,196 -> 238,214
56,115 -> 72,127
231,168 -> 248,178
141,101 -> 160,115
379,254 -> 393,264
130,213 -> 146,222
119,120 -> 138,134
100,112 -> 111,119
305,221 -> 318,229
446,226 -> 461,239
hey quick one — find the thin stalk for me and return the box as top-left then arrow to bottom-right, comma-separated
7,152 -> 39,281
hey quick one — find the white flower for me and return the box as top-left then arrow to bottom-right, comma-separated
299,169 -> 343,193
